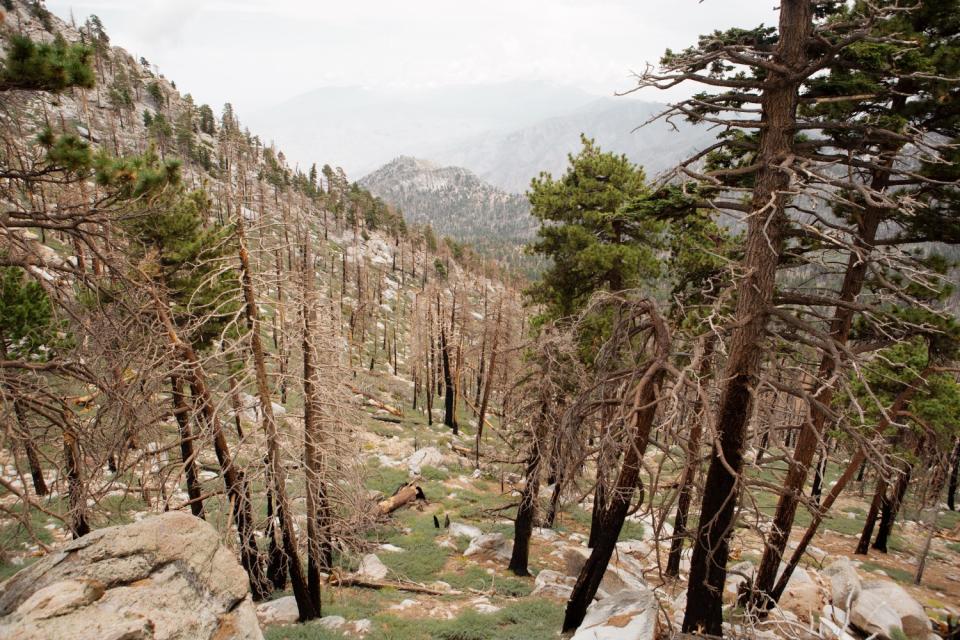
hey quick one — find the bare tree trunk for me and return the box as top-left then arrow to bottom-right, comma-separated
170,374 -> 204,519
441,329 -> 456,432
667,336 -> 715,577
236,213 -> 319,621
302,234 -> 332,611
856,475 -> 887,555
563,353 -> 667,633
873,462 -> 911,553
509,402 -> 548,576
64,417 -> 89,538
947,438 -> 959,511
475,302 -> 502,467
14,400 -> 48,497
684,3 -> 811,632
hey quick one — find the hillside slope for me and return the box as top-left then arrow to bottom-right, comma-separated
360,156 -> 537,270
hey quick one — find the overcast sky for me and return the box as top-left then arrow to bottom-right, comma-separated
45,0 -> 778,118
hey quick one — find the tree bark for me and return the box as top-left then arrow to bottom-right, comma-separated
564,308 -> 669,632
475,302 -> 501,467
947,438 -> 959,511
684,3 -> 811,632
302,234 -> 332,611
63,418 -> 89,538
236,213 -> 319,621
667,336 -> 715,577
873,460 -> 911,553
509,401 -> 549,576
563,358 -> 667,632
170,374 -> 204,519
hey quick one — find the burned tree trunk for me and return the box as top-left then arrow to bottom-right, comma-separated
683,3 -> 811,633
509,400 -> 549,576
563,350 -> 668,632
475,302 -> 502,466
236,213 -> 319,621
666,336 -> 715,577
170,374 -> 204,519
949,438 -> 960,511
302,234 -> 333,610
563,301 -> 669,632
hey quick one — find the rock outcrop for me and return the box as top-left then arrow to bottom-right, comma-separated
570,587 -> 657,640
0,511 -> 263,640
849,580 -> 932,640
823,557 -> 862,611
463,533 -> 513,562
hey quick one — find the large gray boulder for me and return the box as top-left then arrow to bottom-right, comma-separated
777,566 -> 824,622
849,580 -> 932,640
823,557 -> 862,611
0,511 -> 263,640
561,545 -> 647,598
571,587 -> 657,640
463,533 -> 513,562
531,570 -> 576,600
256,596 -> 300,626
356,553 -> 390,581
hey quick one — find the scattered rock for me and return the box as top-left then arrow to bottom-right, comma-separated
777,566 -> 824,622
571,587 -> 657,640
820,604 -> 859,640
256,596 -> 300,625
350,618 -> 373,634
356,553 -> 390,581
724,560 -> 755,604
531,570 -> 577,600
449,522 -> 482,539
471,596 -> 501,614
823,557 -> 862,610
463,533 -> 513,562
405,447 -> 444,475
850,580 -> 932,640
318,615 -> 346,629
0,511 -> 262,640
559,545 -> 647,598
378,543 -> 404,553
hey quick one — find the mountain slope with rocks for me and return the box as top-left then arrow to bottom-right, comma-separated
359,156 -> 537,270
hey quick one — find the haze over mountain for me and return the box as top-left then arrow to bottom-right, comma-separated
246,81 -> 599,177
429,97 -> 718,194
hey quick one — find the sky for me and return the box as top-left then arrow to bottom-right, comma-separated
44,0 -> 779,119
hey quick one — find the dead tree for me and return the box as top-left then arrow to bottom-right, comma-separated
563,295 -> 670,632
236,209 -> 319,620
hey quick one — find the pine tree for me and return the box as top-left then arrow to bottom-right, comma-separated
0,34 -> 94,92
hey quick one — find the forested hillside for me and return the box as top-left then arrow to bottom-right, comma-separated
2,2 -> 960,640
359,157 -> 535,272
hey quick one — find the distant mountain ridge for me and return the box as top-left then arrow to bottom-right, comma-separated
247,81 -> 599,177
428,98 -> 718,194
359,157 -> 535,247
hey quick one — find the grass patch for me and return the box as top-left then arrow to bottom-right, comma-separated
379,513 -> 451,583
438,565 -> 532,597
368,597 -> 562,640
366,465 -> 412,498
859,561 -> 914,584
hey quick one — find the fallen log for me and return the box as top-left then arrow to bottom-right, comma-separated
373,415 -> 403,424
376,481 -> 426,515
349,384 -> 403,417
329,575 -> 450,595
